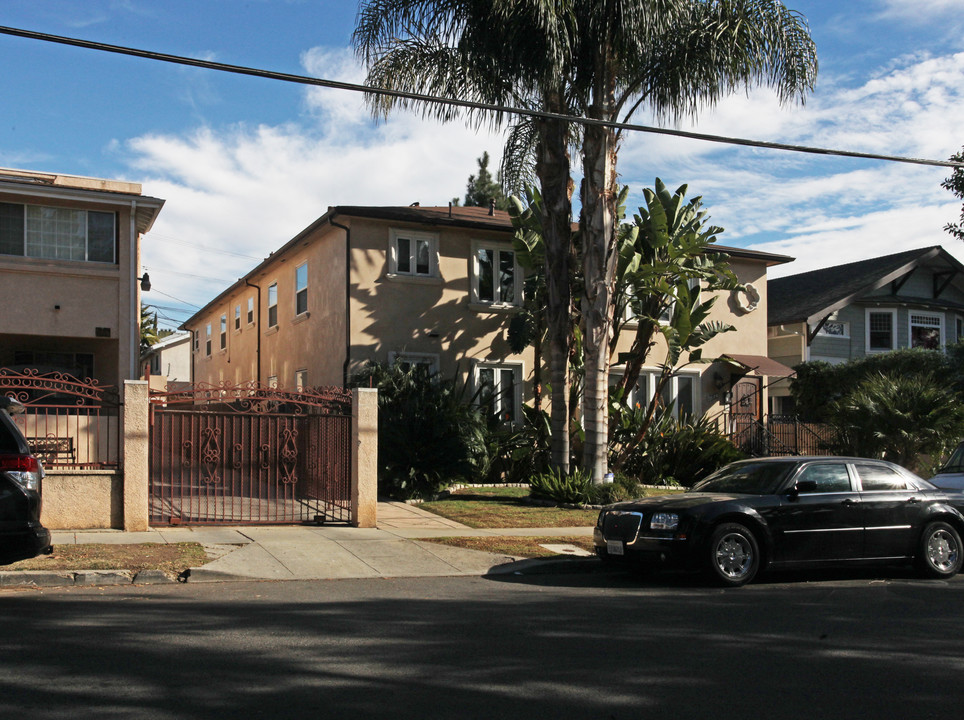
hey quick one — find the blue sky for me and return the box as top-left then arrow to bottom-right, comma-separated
1,0 -> 963,329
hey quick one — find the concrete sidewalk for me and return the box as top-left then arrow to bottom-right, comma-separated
1,501 -> 596,589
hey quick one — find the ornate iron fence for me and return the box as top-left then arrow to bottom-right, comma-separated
148,382 -> 353,525
0,367 -> 121,468
730,414 -> 838,457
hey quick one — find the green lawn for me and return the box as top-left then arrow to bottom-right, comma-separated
417,485 -> 683,529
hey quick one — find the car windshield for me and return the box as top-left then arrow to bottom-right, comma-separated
939,443 -> 964,473
690,461 -> 794,495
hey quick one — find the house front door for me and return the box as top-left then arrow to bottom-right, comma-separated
730,376 -> 763,454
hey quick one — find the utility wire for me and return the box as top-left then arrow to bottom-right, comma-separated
0,24 -> 961,170
146,232 -> 264,260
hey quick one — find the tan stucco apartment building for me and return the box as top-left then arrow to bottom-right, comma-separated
183,203 -> 792,427
0,167 -> 164,387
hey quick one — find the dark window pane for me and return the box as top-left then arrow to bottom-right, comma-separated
296,289 -> 308,315
396,237 -> 411,273
677,376 -> 694,418
499,251 -> 515,303
87,211 -> 115,263
500,368 -> 516,421
477,248 -> 494,301
0,202 -> 24,256
868,312 -> 893,350
416,238 -> 430,275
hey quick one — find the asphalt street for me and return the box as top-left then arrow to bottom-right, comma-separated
2,567 -> 963,719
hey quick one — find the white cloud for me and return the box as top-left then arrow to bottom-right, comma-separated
125,41 -> 964,327
130,48 -> 505,318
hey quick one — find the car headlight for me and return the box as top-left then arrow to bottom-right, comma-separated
650,512 -> 679,531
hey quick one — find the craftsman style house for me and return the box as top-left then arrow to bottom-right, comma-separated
767,246 -> 964,414
183,204 -> 793,428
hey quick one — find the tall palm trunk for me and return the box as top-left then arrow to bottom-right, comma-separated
534,109 -> 573,473
580,64 -> 620,482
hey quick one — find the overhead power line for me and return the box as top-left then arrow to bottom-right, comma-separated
0,24 -> 961,170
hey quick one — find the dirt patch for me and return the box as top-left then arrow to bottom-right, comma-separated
3,543 -> 211,575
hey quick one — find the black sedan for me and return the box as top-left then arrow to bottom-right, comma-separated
594,457 -> 964,586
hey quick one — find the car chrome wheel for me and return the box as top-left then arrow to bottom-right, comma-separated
707,523 -> 760,587
927,530 -> 957,571
715,533 -> 752,578
917,521 -> 963,579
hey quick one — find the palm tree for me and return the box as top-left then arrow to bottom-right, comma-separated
353,0 -> 580,473
353,1 -> 818,480
574,0 -> 818,480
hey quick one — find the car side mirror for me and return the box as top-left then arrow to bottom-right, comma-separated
789,480 -> 818,498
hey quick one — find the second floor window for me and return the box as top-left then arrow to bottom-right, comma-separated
0,202 -> 116,263
234,305 -> 241,331
295,262 -> 308,315
390,229 -> 438,278
910,313 -> 942,349
205,323 -> 212,356
867,309 -> 896,352
247,296 -> 254,325
472,243 -> 519,306
220,315 -> 227,350
267,283 -> 278,327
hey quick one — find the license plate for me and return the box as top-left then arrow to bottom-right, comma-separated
607,539 -> 624,556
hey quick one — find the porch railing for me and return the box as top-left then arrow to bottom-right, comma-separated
0,368 -> 122,469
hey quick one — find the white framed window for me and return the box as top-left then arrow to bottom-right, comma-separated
267,283 -> 278,328
623,278 -> 700,324
610,369 -> 700,419
818,321 -> 850,339
294,369 -> 308,391
219,315 -> 227,350
389,229 -> 439,278
0,202 -> 116,263
475,362 -> 523,424
205,323 -> 212,357
471,240 -> 521,307
388,352 -> 440,374
234,304 -> 241,331
247,296 -> 254,325
295,262 -> 308,315
909,313 -> 943,349
866,308 -> 896,352
193,331 -> 199,354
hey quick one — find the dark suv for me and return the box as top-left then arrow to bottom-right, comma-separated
0,397 -> 52,564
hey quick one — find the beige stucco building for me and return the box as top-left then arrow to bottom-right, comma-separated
183,204 -> 791,429
0,166 -> 164,387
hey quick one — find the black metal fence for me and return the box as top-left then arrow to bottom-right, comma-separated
730,414 -> 838,457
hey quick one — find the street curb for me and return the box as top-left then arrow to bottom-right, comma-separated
0,569 -> 179,588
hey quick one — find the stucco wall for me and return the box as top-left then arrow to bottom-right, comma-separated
41,470 -> 123,529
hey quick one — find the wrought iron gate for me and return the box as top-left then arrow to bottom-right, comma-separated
149,383 -> 352,525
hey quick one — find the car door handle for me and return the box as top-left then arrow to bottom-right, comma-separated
907,496 -> 922,504
842,498 -> 860,506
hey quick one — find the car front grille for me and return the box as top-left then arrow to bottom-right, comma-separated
601,511 -> 643,542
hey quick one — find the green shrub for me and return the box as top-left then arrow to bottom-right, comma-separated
616,409 -> 743,488
529,467 -> 595,504
481,405 -> 551,484
827,371 -> 964,473
351,362 -> 487,500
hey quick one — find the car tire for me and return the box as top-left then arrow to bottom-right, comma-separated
916,521 -> 963,579
706,522 -> 760,587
